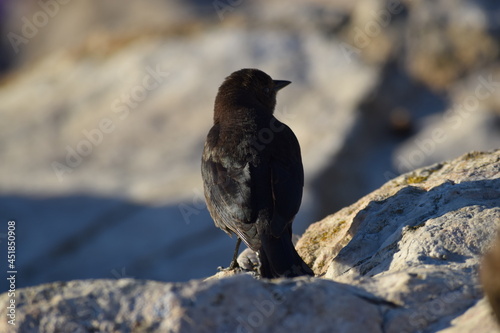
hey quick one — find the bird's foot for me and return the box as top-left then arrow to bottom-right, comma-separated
216,265 -> 243,277
228,260 -> 240,271
217,260 -> 240,273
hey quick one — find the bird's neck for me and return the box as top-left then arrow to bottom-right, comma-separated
217,111 -> 275,136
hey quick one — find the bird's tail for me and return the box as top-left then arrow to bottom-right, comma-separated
258,230 -> 314,278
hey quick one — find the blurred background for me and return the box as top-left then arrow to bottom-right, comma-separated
0,0 -> 499,288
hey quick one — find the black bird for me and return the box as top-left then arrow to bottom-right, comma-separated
201,68 -> 314,278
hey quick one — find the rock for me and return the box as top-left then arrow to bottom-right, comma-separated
297,150 -> 500,331
298,150 -> 500,276
0,276 -> 386,333
1,150 -> 499,332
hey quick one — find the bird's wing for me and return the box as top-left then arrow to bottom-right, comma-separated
201,125 -> 259,250
268,122 -> 304,237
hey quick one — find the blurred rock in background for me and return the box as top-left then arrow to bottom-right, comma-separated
0,0 -> 499,288
481,229 -> 500,324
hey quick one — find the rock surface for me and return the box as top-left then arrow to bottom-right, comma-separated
0,277 -> 389,333
1,150 -> 499,332
298,150 -> 500,277
299,150 -> 500,331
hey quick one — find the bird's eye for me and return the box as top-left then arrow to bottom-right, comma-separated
264,87 -> 270,94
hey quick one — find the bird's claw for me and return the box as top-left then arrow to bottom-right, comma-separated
217,263 -> 240,272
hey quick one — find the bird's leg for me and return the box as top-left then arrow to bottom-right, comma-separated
228,238 -> 242,270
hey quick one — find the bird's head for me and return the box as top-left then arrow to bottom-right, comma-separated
214,68 -> 291,121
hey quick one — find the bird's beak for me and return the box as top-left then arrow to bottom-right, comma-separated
273,80 -> 291,92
